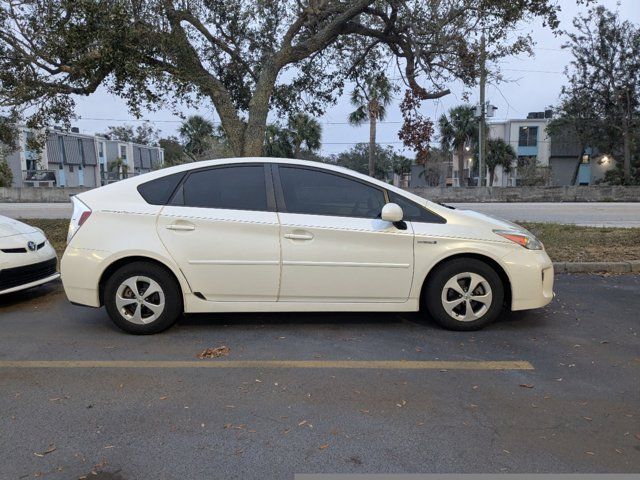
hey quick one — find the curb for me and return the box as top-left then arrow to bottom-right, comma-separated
554,260 -> 640,274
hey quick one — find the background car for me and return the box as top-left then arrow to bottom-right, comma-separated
61,158 -> 554,334
0,215 -> 59,295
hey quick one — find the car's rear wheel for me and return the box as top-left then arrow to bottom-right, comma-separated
104,261 -> 183,334
424,258 -> 504,331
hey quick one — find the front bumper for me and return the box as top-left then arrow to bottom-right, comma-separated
502,248 -> 555,311
0,272 -> 60,295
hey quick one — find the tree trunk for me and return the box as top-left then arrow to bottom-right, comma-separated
294,141 -> 301,159
570,144 -> 586,186
368,110 -> 376,178
488,166 -> 495,186
457,145 -> 465,187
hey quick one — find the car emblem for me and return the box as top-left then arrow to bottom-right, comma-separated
27,241 -> 37,251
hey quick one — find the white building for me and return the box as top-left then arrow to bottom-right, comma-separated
1,127 -> 163,188
450,111 -> 552,187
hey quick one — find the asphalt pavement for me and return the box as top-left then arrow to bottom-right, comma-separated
1,202 -> 639,227
0,275 -> 638,479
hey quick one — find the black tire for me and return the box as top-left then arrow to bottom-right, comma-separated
424,258 -> 504,331
104,261 -> 183,334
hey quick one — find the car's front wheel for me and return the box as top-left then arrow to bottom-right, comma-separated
424,258 -> 504,331
104,261 -> 183,334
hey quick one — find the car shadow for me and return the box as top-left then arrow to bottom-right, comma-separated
0,279 -> 63,310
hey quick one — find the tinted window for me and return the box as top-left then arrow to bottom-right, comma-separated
181,165 -> 268,211
138,172 -> 186,205
388,191 -> 446,224
279,167 -> 385,218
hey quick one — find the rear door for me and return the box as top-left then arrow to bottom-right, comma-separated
274,164 -> 414,303
157,163 -> 281,302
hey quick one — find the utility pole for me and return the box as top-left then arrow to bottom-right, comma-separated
478,30 -> 487,187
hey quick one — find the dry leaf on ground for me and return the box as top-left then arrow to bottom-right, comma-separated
197,346 -> 230,359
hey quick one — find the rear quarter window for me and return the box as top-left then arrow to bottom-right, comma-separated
137,172 -> 186,205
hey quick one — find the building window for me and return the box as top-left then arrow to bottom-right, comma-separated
581,154 -> 590,164
518,126 -> 538,147
98,142 -> 105,158
119,145 -> 127,160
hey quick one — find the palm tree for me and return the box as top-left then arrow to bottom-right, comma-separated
485,138 -> 516,186
263,124 -> 294,158
348,74 -> 394,178
287,113 -> 322,158
438,106 -> 478,186
179,115 -> 215,160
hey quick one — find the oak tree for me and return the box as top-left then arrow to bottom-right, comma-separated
1,0 -> 562,157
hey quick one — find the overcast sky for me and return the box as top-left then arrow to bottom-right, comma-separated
70,0 -> 640,157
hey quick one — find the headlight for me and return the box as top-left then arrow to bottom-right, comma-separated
494,229 -> 543,250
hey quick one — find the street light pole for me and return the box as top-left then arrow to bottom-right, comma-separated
478,30 -> 487,187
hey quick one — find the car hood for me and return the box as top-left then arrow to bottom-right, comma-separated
0,215 -> 39,238
450,208 -> 529,233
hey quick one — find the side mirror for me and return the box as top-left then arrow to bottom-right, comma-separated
381,202 -> 404,223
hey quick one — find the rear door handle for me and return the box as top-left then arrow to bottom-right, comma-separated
166,223 -> 195,231
284,233 -> 314,241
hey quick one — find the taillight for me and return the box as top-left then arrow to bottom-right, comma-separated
67,196 -> 92,243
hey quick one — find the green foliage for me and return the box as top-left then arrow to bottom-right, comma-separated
0,158 -> 13,187
558,6 -> 640,183
179,115 -> 216,160
158,136 -> 186,166
103,123 -> 160,145
439,105 -> 478,184
0,1 -> 564,156
263,124 -> 294,158
287,113 -> 322,157
485,138 -> 515,186
330,143 -> 410,181
348,74 -> 394,126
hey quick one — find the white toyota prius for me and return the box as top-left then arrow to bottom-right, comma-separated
0,215 -> 59,295
61,158 -> 554,334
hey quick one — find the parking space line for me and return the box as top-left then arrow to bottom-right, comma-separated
0,360 -> 534,370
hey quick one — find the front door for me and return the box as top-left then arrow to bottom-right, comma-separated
157,164 -> 280,302
274,164 -> 414,303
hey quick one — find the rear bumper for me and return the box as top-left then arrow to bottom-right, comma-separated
60,246 -> 108,307
503,249 -> 555,311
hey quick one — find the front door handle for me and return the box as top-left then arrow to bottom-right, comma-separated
166,223 -> 195,231
284,233 -> 314,241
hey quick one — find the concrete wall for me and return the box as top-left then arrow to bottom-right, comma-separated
0,187 -> 90,203
408,185 -> 640,203
1,185 -> 639,203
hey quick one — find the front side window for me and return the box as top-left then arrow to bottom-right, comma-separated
179,165 -> 268,211
278,166 -> 385,218
518,126 -> 538,147
388,191 -> 446,224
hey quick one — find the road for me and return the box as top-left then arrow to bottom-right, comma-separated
1,202 -> 639,227
0,275 -> 638,479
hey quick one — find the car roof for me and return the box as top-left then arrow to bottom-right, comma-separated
79,156 -> 447,215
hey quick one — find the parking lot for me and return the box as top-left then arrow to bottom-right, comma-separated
1,274 -> 639,479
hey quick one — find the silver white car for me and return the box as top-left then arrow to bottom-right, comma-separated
61,158 -> 554,334
0,215 -> 59,295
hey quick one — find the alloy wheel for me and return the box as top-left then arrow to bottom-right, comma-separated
440,272 -> 493,322
115,276 -> 165,324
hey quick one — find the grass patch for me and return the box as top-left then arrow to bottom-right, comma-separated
520,222 -> 640,263
21,218 -> 640,264
24,219 -> 68,257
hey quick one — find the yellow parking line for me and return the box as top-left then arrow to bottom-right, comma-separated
0,360 -> 534,370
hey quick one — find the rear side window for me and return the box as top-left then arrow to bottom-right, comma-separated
388,191 -> 446,224
278,166 -> 385,218
179,165 -> 268,211
137,172 -> 186,205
